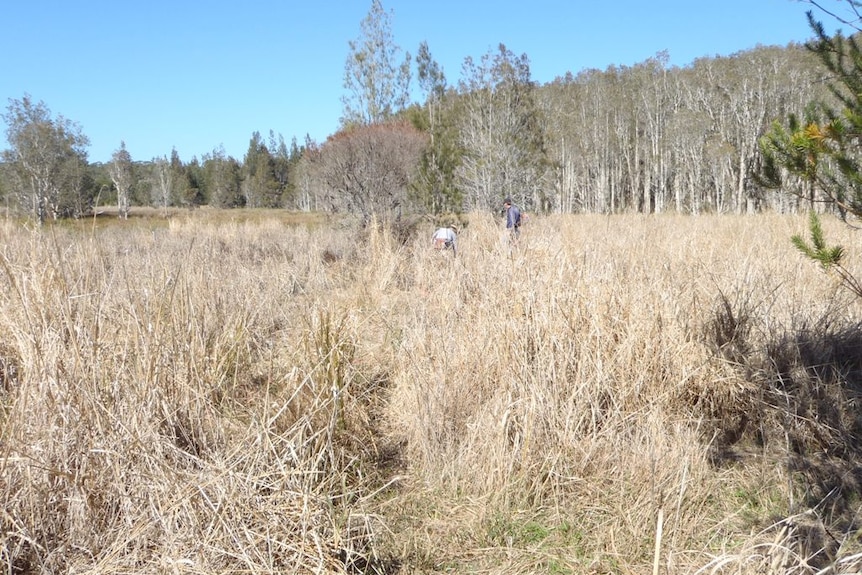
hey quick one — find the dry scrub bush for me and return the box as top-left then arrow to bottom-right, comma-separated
1,212 -> 862,574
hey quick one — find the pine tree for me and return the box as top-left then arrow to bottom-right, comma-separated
242,132 -> 281,208
761,20 -> 862,212
759,4 -> 862,296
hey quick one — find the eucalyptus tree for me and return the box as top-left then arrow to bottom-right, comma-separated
707,49 -> 775,213
554,65 -> 632,211
1,95 -> 91,223
666,106 -> 710,212
0,163 -> 9,207
285,136 -> 322,212
456,44 -> 549,212
607,65 -> 642,211
614,56 -> 673,214
625,53 -> 675,213
341,0 -> 411,127
534,76 -> 571,212
109,141 -> 133,218
293,136 -> 324,212
575,69 -> 621,212
538,69 -> 612,213
530,38 -> 829,215
151,155 -> 172,212
677,56 -> 746,212
577,52 -> 674,214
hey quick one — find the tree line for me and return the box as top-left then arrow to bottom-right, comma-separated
0,1 -> 840,222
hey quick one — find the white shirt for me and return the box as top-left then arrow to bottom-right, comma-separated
432,227 -> 456,243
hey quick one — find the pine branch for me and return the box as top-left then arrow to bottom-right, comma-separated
792,211 -> 862,299
792,211 -> 845,271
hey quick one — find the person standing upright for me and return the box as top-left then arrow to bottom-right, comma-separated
503,197 -> 521,243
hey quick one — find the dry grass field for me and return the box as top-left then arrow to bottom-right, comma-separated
2,209 -> 862,574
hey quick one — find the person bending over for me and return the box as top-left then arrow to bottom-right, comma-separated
432,225 -> 458,255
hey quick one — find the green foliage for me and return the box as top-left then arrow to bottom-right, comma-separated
203,146 -> 243,208
485,514 -> 545,547
242,131 -> 284,208
341,0 -> 411,127
760,16 -> 862,218
0,163 -> 8,206
731,484 -> 787,526
404,102 -> 464,214
280,137 -> 306,210
170,148 -> 200,207
759,10 -> 862,300
791,210 -> 845,269
268,130 -> 294,207
1,94 -> 92,222
407,41 -> 464,213
760,108 -> 826,179
416,40 -> 445,103
792,210 -> 862,297
483,513 -> 585,553
183,156 -> 205,206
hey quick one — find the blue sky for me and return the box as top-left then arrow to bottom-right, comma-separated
0,0 -> 848,164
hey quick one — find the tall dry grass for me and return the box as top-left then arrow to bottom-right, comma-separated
1,211 -> 862,574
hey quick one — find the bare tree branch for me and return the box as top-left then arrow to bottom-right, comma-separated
805,0 -> 862,31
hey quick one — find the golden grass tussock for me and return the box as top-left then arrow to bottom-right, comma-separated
1,211 -> 862,574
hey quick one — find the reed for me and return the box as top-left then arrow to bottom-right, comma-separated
1,211 -> 861,574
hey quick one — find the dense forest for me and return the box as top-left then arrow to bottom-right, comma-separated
0,4 -> 836,222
